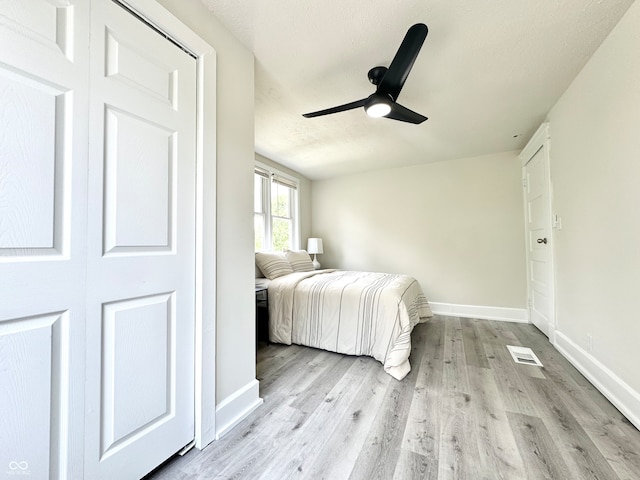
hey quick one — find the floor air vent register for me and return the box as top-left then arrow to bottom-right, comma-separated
506,345 -> 543,367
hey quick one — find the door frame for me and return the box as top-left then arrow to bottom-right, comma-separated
117,0 -> 217,448
519,122 -> 556,345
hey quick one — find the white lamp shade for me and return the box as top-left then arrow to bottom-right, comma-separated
307,238 -> 323,254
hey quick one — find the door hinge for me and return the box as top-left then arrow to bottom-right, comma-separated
522,178 -> 528,189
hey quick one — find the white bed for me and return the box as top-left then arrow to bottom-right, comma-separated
256,250 -> 432,380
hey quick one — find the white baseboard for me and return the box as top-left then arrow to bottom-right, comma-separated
429,302 -> 529,323
215,379 -> 263,439
554,331 -> 640,431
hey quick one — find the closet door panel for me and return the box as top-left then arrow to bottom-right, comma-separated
0,1 -> 90,479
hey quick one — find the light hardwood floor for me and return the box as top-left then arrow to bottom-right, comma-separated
147,316 -> 640,479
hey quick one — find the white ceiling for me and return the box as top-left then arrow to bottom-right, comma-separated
201,0 -> 634,180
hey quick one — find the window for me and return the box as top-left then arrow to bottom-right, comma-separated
254,165 -> 299,251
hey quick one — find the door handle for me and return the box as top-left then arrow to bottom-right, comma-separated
536,238 -> 547,244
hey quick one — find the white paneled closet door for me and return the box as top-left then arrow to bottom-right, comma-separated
84,1 -> 197,479
0,1 -> 90,479
0,0 -> 198,478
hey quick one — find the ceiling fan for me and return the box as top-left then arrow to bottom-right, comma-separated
302,23 -> 429,124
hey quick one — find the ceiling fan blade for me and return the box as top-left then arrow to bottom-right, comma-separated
377,23 -> 428,100
302,98 -> 367,118
385,102 -> 428,124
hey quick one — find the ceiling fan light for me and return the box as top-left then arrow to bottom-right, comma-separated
366,101 -> 392,118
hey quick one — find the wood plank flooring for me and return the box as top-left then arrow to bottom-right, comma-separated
146,316 -> 640,479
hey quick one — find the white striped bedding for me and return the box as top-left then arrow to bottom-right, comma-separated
267,269 -> 433,380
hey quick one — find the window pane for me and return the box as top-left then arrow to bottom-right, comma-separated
255,165 -> 299,252
271,182 -> 291,218
254,214 -> 265,251
254,174 -> 264,213
272,217 -> 292,251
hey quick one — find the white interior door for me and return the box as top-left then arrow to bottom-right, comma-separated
523,142 -> 554,337
0,1 -> 89,478
83,1 -> 197,478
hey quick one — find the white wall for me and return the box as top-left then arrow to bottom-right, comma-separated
157,0 -> 259,429
546,0 -> 640,425
312,151 -> 527,311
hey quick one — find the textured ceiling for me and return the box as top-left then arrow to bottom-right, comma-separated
201,0 -> 634,180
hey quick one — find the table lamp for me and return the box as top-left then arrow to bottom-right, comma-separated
307,238 -> 324,270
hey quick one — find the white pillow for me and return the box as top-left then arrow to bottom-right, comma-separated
255,252 -> 293,280
284,250 -> 315,272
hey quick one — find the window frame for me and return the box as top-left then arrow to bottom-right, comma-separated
254,162 -> 300,252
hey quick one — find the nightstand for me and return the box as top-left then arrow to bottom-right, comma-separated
255,286 -> 269,345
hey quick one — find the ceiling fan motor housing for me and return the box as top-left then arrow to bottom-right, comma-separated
368,66 -> 388,86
